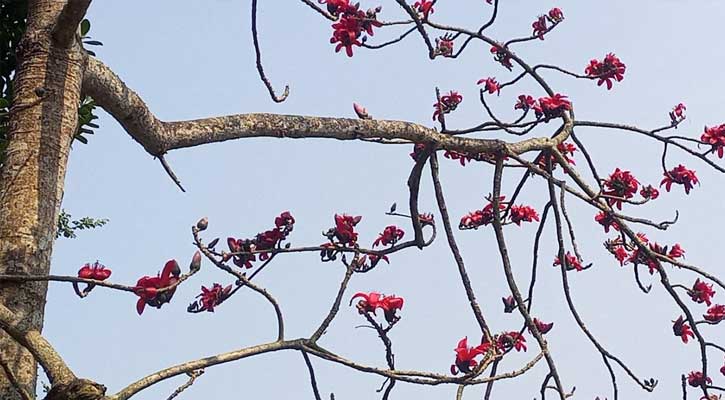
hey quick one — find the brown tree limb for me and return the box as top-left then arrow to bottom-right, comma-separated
52,0 -> 93,48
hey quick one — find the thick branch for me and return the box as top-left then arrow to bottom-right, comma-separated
52,0 -> 93,47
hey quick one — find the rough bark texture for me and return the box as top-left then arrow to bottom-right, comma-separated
0,1 -> 85,398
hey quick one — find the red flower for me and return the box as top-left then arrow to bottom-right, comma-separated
433,91 -> 463,122
690,279 -> 716,306
490,44 -> 513,70
419,213 -> 435,225
533,94 -> 571,120
687,371 -> 711,387
329,4 -> 382,57
704,304 -> 725,323
668,243 -> 685,259
444,150 -> 472,166
531,318 -> 554,334
672,316 -> 695,344
548,7 -> 564,22
319,0 -> 354,15
459,197 -> 506,230
532,15 -> 548,40
613,245 -> 629,266
435,34 -> 454,57
351,292 -> 404,323
514,94 -> 535,111
661,164 -> 699,194
509,205 -> 540,225
640,185 -> 659,200
553,251 -> 583,272
327,214 -> 362,246
193,283 -> 232,313
477,77 -> 500,95
497,331 -> 527,352
701,124 -> 725,158
670,103 -> 686,125
77,261 -> 112,281
134,260 -> 181,315
584,53 -> 626,90
602,168 -> 639,210
413,0 -> 434,19
557,142 -> 577,164
373,225 -> 405,247
502,295 -> 516,313
450,337 -> 488,375
595,212 -> 620,233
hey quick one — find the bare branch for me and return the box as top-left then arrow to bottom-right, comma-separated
52,0 -> 92,47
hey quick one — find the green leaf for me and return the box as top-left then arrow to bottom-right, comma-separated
80,19 -> 91,36
0,98 -> 8,109
74,135 -> 88,144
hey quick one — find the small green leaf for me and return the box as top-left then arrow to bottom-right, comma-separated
74,135 -> 88,144
0,98 -> 8,108
80,19 -> 91,36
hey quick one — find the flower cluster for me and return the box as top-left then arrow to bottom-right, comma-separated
509,205 -> 540,225
661,164 -> 699,194
686,371 -> 711,387
531,8 -> 564,40
553,251 -> 584,272
672,315 -> 694,344
188,283 -> 233,313
325,1 -> 382,57
433,91 -> 463,122
477,77 -> 500,95
626,236 -> 684,274
373,225 -> 404,247
701,124 -> 725,158
669,103 -> 686,125
77,261 -> 112,281
134,259 -> 181,315
351,292 -> 404,324
460,197 -> 539,229
602,168 -> 639,210
443,150 -> 502,166
490,43 -> 513,70
533,93 -> 571,121
227,211 -> 295,269
584,53 -> 626,90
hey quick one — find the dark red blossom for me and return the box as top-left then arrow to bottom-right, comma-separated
351,292 -> 404,323
612,245 -> 629,266
687,371 -> 711,387
661,164 -> 699,194
704,304 -> 725,323
701,124 -> 725,158
326,214 -> 362,245
191,283 -> 232,313
668,243 -> 685,259
584,53 -> 626,90
514,94 -> 535,111
433,91 -> 463,122
595,212 -> 620,233
502,295 -> 516,313
134,260 -> 181,315
435,34 -> 454,57
553,251 -> 583,272
548,7 -> 564,22
496,331 -> 527,352
460,197 -> 506,230
78,261 -> 112,281
413,0 -> 434,19
490,44 -> 513,70
444,150 -> 472,166
509,205 -> 540,225
477,77 -> 500,95
531,318 -> 554,334
532,15 -> 548,40
533,94 -> 571,120
602,168 -> 639,210
328,3 -> 382,57
450,337 -> 488,375
640,185 -> 659,200
319,0 -> 353,15
690,279 -> 716,306
373,225 -> 404,247
670,103 -> 686,125
672,316 -> 695,344
227,212 -> 295,268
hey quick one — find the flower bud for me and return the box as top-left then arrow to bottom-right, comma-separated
196,217 -> 209,231
190,251 -> 202,271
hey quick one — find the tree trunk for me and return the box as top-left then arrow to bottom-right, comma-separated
0,1 -> 84,398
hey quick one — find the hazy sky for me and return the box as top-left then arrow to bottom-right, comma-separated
47,1 -> 725,399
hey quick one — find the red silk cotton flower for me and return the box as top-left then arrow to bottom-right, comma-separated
672,315 -> 695,344
373,225 -> 404,247
553,252 -> 583,272
705,304 -> 725,323
661,165 -> 699,194
509,205 -> 540,225
701,124 -> 725,158
532,15 -> 548,40
328,2 -> 382,57
459,196 -> 506,230
325,214 -> 362,246
690,279 -> 716,306
602,168 -> 639,210
584,53 -> 626,90
450,337 -> 488,375
351,292 -> 404,324
687,371 -> 711,387
134,260 -> 181,315
77,261 -> 111,281
413,0 -> 434,19
190,283 -> 233,313
533,94 -> 571,121
477,77 -> 500,95
548,7 -> 564,22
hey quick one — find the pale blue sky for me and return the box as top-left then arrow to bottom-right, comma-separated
48,1 -> 725,399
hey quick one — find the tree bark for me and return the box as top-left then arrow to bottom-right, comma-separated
0,1 -> 85,398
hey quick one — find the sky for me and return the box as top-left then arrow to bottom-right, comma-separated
45,1 -> 725,399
